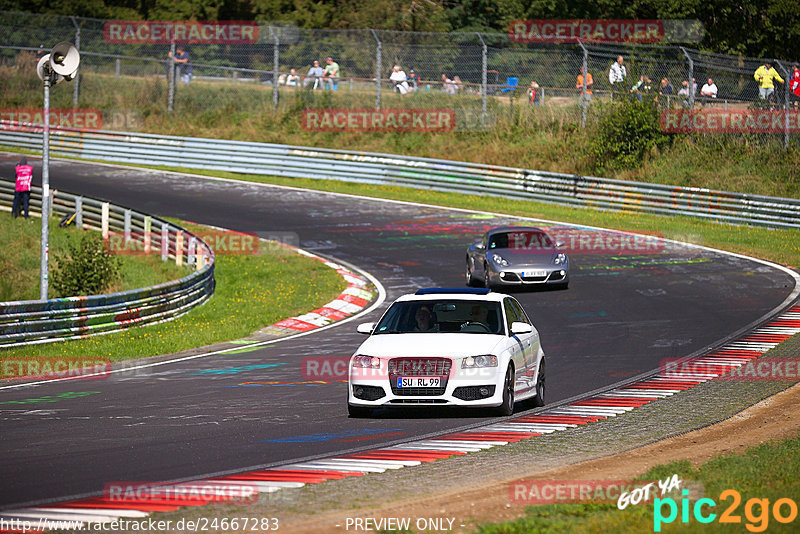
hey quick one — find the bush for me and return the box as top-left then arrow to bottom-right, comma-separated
52,233 -> 120,297
589,97 -> 672,171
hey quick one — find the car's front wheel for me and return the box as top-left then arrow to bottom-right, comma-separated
494,365 -> 515,416
483,263 -> 494,290
465,258 -> 478,287
533,358 -> 546,407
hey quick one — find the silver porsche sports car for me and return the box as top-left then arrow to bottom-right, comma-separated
466,226 -> 569,289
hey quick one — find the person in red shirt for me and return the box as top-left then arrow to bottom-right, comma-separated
790,64 -> 800,110
12,156 -> 33,219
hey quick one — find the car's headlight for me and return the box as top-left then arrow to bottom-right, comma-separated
462,355 -> 498,368
554,253 -> 567,265
491,254 -> 509,267
352,355 -> 381,369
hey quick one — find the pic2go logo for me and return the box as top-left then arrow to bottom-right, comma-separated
653,489 -> 798,532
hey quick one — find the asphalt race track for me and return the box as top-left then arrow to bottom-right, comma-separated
0,155 -> 796,509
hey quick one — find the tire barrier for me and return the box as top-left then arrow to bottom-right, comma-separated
2,123 -> 800,228
0,179 -> 215,347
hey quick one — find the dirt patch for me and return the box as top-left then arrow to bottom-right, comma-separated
283,382 -> 800,533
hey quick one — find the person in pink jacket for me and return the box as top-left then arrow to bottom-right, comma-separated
12,156 -> 33,219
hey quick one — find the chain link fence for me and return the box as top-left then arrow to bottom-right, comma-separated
0,10 -> 796,145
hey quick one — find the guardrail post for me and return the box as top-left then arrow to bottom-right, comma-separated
188,236 -> 197,266
75,196 -> 82,229
115,58 -> 120,79
175,231 -> 184,266
101,202 -> 109,239
144,216 -> 151,253
124,209 -> 131,242
371,29 -> 381,110
161,224 -> 169,261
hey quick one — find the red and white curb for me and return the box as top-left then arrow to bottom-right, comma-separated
261,250 -> 374,334
2,306 -> 799,529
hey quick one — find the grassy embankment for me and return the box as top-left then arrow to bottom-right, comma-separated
475,435 -> 800,533
2,57 -> 798,198
0,212 -> 184,302
0,217 -> 346,361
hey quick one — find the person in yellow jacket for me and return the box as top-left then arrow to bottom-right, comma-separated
754,60 -> 784,101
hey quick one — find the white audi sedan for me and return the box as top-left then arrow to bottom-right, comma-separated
348,288 -> 546,417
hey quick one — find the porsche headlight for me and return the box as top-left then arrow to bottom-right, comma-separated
351,355 -> 381,369
554,253 -> 567,265
462,355 -> 498,368
491,254 -> 509,267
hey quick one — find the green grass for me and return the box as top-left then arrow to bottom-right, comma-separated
0,212 -> 185,302
0,220 -> 347,361
472,433 -> 800,533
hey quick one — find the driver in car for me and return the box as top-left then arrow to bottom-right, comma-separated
413,305 -> 437,332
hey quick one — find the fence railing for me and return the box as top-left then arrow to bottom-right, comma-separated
1,10 -> 797,146
0,177 -> 215,347
2,123 -> 799,229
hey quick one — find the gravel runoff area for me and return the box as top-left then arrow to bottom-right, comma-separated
219,333 -> 800,533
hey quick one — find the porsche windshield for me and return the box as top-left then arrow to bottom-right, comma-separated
374,300 -> 504,335
489,230 -> 553,251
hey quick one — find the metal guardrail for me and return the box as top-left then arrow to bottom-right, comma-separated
0,177 -> 215,347
2,123 -> 800,228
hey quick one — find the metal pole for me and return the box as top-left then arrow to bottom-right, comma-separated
477,33 -> 487,124
167,42 -> 176,112
40,74 -> 51,300
371,29 -> 381,110
70,16 -> 80,109
680,47 -> 694,109
776,60 -> 790,149
578,40 -> 588,129
270,26 -> 279,109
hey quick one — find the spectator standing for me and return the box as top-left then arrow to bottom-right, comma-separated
609,56 -> 626,98
390,65 -> 410,94
305,60 -> 324,89
789,64 -> 800,109
172,46 -> 192,84
576,66 -> 593,102
700,77 -> 718,106
658,77 -> 674,107
12,156 -> 33,220
323,57 -> 340,90
527,81 -> 541,106
453,75 -> 464,93
754,60 -> 784,102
